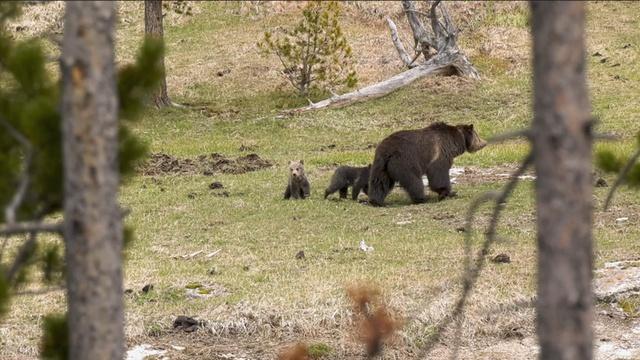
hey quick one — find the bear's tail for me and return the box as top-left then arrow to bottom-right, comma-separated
368,155 -> 392,206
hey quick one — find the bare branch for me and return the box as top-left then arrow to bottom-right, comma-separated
488,129 -> 532,143
418,152 -> 534,357
429,0 -> 444,50
603,147 -> 640,210
6,231 -> 37,283
14,285 -> 65,297
402,0 -> 435,57
0,116 -> 33,225
0,221 -> 64,236
386,17 -> 416,68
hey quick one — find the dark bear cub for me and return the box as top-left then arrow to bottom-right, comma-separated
368,122 -> 486,206
324,164 -> 371,200
284,160 -> 310,199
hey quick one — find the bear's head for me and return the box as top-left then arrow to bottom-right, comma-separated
459,124 -> 487,153
289,160 -> 305,179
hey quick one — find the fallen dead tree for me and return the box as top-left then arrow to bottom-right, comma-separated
282,0 -> 479,115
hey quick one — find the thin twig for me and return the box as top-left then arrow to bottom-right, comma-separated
604,147 -> 640,211
0,221 -> 64,236
0,115 -> 33,225
418,153 -> 534,358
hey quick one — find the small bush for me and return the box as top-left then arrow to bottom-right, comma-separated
258,1 -> 357,96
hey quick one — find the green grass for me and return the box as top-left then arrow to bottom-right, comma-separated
4,2 -> 640,359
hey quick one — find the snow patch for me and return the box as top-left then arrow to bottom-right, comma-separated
126,344 -> 166,360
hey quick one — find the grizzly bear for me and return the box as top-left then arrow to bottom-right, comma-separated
368,122 -> 486,206
284,160 -> 310,199
324,164 -> 371,200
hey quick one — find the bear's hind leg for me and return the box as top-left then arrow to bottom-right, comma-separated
398,175 -> 427,204
426,164 -> 453,201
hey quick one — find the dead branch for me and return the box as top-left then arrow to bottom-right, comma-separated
280,0 -> 478,115
14,285 -> 65,296
0,221 -> 64,236
488,129 -> 532,143
386,17 -> 417,68
280,58 -> 454,115
6,231 -> 37,283
603,147 -> 640,210
418,153 -> 534,358
402,0 -> 434,59
0,116 -> 33,225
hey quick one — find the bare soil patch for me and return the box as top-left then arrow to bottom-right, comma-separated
139,152 -> 273,176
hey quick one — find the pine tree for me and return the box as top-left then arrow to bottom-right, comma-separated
258,1 -> 357,96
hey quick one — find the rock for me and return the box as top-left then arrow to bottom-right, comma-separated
595,178 -> 608,187
142,284 -> 154,293
124,288 -> 134,295
209,181 -> 224,189
491,253 -> 511,264
595,260 -> 640,302
455,226 -> 466,233
295,250 -> 305,260
173,316 -> 201,332
216,69 -> 231,77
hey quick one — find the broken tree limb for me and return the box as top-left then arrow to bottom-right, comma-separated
386,17 -> 417,68
281,49 -> 478,115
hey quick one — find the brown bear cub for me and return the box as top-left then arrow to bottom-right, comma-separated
324,164 -> 371,200
284,160 -> 310,199
368,122 -> 486,206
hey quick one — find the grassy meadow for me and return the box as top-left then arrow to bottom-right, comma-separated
2,2 -> 640,359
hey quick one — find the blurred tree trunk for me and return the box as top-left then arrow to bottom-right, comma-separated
145,0 -> 171,107
531,2 -> 593,359
61,2 -> 125,359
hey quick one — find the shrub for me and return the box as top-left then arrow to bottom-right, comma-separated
258,1 -> 357,96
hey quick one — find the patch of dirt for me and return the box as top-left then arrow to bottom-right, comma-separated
139,152 -> 273,176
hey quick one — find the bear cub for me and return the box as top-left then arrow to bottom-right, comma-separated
368,122 -> 486,206
324,164 -> 371,200
284,160 -> 310,199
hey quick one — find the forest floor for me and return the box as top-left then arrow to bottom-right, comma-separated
2,1 -> 640,359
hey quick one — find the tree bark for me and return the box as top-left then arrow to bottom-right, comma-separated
144,0 -> 171,108
531,2 -> 593,360
61,2 -> 125,359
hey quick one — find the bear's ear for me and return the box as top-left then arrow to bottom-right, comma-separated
299,159 -> 304,165
467,124 -> 474,130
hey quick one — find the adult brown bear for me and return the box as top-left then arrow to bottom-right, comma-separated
368,122 -> 486,206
